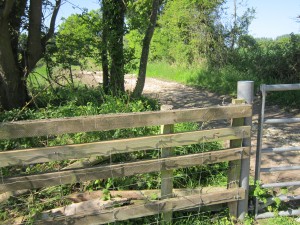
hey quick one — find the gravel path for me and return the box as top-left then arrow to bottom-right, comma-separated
79,72 -> 300,195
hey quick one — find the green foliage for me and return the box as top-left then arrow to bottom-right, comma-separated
146,61 -> 200,84
149,0 -> 226,65
44,10 -> 102,86
253,181 -> 271,205
0,85 -> 160,154
0,85 -> 161,222
56,10 -> 101,66
230,33 -> 300,84
146,62 -> 258,96
226,33 -> 300,105
252,181 -> 298,218
259,216 -> 300,225
0,82 -> 229,223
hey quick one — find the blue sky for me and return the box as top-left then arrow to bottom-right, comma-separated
58,0 -> 300,39
245,0 -> 300,38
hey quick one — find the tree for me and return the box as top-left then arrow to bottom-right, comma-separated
149,0 -> 226,65
0,0 -> 61,110
101,0 -> 126,95
100,0 -> 161,97
49,10 -> 101,86
131,0 -> 160,97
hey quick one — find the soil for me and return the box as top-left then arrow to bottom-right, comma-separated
78,72 -> 300,196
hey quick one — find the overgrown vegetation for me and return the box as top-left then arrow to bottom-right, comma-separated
147,33 -> 300,105
1,0 -> 300,224
0,82 -> 229,224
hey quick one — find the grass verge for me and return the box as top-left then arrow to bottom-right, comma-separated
147,62 -> 300,107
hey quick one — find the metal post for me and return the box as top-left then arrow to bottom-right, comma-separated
237,81 -> 254,220
254,85 -> 266,217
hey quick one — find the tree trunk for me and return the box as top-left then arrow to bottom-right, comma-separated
0,0 -> 61,110
101,0 -> 125,96
27,0 -> 43,74
0,19 -> 28,110
101,0 -> 109,94
132,0 -> 160,98
107,0 -> 125,96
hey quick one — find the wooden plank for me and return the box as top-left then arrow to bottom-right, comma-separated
39,198 -> 130,220
0,105 -> 252,139
67,187 -> 228,203
0,147 -> 250,193
160,124 -> 174,197
0,126 -> 251,167
228,99 -> 245,218
160,105 -> 175,223
33,188 -> 246,225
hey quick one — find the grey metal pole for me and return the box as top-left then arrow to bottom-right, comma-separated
254,85 -> 266,217
237,81 -> 254,220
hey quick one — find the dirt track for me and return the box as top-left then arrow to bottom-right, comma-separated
79,72 -> 300,195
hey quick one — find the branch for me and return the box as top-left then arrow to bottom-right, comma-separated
2,0 -> 14,19
43,0 -> 61,44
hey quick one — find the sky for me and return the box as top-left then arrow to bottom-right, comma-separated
240,0 -> 300,38
57,0 -> 300,39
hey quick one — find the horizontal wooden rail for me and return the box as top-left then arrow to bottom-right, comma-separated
0,147 -> 250,193
0,105 -> 251,139
34,188 -> 245,225
67,187 -> 229,203
0,126 -> 250,167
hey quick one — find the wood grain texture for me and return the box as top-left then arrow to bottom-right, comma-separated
0,147 -> 250,193
34,188 -> 245,225
0,105 -> 252,139
160,106 -> 175,223
0,126 -> 251,167
67,187 -> 228,203
228,99 -> 245,218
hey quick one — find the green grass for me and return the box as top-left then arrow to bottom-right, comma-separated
258,216 -> 300,225
146,61 -> 200,84
146,62 -> 261,97
147,62 -> 300,107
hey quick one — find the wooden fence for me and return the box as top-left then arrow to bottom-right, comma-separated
0,104 -> 252,224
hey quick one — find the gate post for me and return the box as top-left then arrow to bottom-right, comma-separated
237,81 -> 254,220
160,105 -> 174,223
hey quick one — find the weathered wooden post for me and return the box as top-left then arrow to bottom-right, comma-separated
160,105 -> 174,223
228,81 -> 254,220
228,98 -> 245,218
237,81 -> 254,220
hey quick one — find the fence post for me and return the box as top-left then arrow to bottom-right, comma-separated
228,98 -> 245,219
160,105 -> 174,223
237,81 -> 254,220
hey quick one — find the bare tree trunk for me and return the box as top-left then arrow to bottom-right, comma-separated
132,0 -> 160,98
